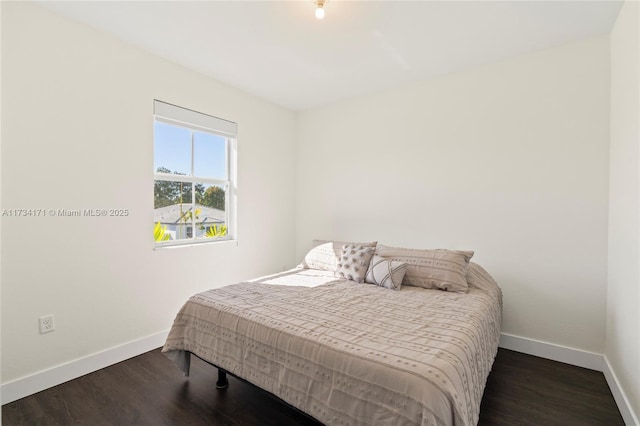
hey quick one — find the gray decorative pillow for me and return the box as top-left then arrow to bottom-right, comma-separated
301,240 -> 377,272
335,244 -> 375,283
365,255 -> 407,291
375,245 -> 474,293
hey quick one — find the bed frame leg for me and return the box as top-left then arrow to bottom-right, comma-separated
216,369 -> 229,389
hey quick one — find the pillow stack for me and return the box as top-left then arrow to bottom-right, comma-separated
375,245 -> 473,293
301,239 -> 474,293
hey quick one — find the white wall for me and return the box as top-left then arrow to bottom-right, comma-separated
3,2 -> 636,420
608,0 -> 640,421
296,36 -> 611,354
1,2 -> 296,383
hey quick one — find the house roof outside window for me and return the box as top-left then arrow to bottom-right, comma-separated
154,204 -> 225,226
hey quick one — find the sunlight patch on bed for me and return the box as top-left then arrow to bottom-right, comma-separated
250,268 -> 339,287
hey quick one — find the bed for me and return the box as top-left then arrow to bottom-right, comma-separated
163,243 -> 502,426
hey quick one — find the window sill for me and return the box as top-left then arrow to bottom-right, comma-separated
154,239 -> 238,250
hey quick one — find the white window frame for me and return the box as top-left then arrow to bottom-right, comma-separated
153,100 -> 237,248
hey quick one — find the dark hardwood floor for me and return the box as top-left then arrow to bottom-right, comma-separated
2,348 -> 624,426
478,349 -> 624,426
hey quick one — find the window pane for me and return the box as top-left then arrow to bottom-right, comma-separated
154,121 -> 192,176
194,132 -> 226,179
153,101 -> 236,247
154,180 -> 194,242
197,183 -> 227,239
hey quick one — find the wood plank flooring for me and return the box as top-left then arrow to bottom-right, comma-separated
2,348 -> 624,426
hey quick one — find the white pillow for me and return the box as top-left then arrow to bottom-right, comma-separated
365,255 -> 407,291
301,240 -> 377,272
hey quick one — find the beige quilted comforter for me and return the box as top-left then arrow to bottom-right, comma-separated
163,263 -> 502,426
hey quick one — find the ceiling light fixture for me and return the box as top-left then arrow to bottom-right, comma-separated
315,0 -> 326,19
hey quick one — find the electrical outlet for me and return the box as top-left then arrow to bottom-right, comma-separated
39,315 -> 55,334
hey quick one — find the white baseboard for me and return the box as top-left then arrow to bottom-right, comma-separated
499,332 -> 603,370
500,333 -> 638,426
603,356 -> 640,426
1,330 -> 169,405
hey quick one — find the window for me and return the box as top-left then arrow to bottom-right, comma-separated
153,100 -> 237,247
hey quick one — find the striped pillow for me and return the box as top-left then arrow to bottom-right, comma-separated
375,245 -> 474,293
365,255 -> 407,291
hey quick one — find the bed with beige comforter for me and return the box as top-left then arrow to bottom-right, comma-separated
163,263 -> 502,426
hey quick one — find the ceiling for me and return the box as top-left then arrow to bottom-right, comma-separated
37,1 -> 623,111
